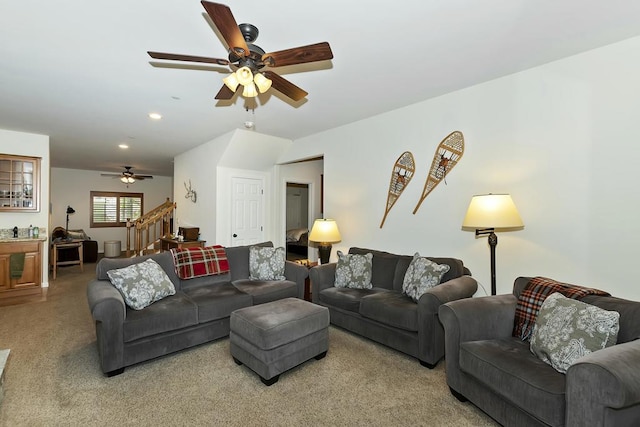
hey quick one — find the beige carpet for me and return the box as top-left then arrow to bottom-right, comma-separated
0,264 -> 497,426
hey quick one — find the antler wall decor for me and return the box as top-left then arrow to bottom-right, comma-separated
184,180 -> 197,203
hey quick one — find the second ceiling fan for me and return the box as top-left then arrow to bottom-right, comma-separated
148,1 -> 334,102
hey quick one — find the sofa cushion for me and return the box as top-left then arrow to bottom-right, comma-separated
123,292 -> 198,342
171,245 -> 230,279
460,337 -> 566,427
335,251 -> 373,289
401,253 -> 451,302
249,245 -> 286,281
107,258 -> 176,310
232,279 -> 298,305
359,291 -> 418,331
319,287 -> 390,313
97,252 -> 181,288
225,241 -> 272,281
513,276 -> 610,340
530,292 -> 620,373
349,247 -> 399,290
183,282 -> 252,323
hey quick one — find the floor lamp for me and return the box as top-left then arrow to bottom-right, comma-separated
66,205 -> 76,234
462,194 -> 524,295
308,219 -> 342,265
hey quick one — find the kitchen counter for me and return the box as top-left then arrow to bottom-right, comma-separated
0,237 -> 47,243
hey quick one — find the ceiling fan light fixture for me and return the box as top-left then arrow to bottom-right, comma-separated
235,66 -> 254,86
242,82 -> 258,98
223,73 -> 240,91
120,176 -> 135,184
254,73 -> 272,93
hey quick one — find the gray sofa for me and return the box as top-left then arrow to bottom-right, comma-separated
86,242 -> 308,376
439,276 -> 640,426
309,247 -> 478,368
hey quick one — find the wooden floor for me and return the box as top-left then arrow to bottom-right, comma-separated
0,288 -> 49,307
0,253 -> 115,308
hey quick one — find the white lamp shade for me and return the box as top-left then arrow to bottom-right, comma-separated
235,66 -> 254,86
222,73 -> 239,91
242,82 -> 258,98
308,219 -> 342,244
120,176 -> 135,184
254,73 -> 272,93
462,194 -> 524,229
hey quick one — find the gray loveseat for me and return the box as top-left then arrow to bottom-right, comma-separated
439,276 -> 640,426
86,242 -> 308,376
309,247 -> 478,368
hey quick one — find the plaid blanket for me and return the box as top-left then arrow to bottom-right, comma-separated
171,245 -> 229,280
513,276 -> 610,340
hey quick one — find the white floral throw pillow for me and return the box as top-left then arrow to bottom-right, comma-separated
530,292 -> 619,373
249,246 -> 286,281
334,251 -> 373,289
107,258 -> 176,310
402,253 -> 451,302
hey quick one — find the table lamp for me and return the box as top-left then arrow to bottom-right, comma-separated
462,194 -> 523,295
308,219 -> 342,265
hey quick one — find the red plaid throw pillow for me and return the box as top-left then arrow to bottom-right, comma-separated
513,276 -> 609,340
171,245 -> 229,280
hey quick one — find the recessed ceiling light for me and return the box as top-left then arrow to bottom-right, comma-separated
118,144 -> 129,149
148,112 -> 162,120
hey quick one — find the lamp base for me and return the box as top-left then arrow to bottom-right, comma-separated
318,244 -> 332,265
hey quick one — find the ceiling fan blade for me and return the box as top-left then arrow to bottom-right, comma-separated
201,1 -> 249,58
148,51 -> 229,66
215,84 -> 236,100
100,173 -> 120,177
262,42 -> 333,68
263,71 -> 308,101
132,175 -> 154,179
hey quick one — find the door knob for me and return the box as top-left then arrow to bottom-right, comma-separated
233,233 -> 237,237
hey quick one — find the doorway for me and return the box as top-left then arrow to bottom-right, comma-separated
285,183 -> 309,260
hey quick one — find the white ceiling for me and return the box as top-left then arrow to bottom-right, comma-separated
2,1 -> 640,177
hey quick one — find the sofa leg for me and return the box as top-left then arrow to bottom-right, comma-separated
449,387 -> 468,402
261,375 -> 279,386
419,360 -> 436,369
314,351 -> 327,360
106,367 -> 124,377
233,357 -> 243,366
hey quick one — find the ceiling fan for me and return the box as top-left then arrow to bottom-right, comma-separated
101,166 -> 154,184
147,1 -> 333,102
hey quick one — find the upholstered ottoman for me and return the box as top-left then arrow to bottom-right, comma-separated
230,297 -> 329,386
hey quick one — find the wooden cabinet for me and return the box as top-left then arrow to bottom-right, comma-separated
0,154 -> 41,212
0,241 -> 42,299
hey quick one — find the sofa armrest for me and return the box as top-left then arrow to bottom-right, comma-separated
566,340 -> 640,425
86,279 -> 126,374
438,294 -> 517,392
284,260 -> 309,300
309,263 -> 337,304
414,275 -> 478,366
418,275 -> 478,314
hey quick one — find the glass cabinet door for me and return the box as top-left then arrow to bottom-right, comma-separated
0,155 -> 40,212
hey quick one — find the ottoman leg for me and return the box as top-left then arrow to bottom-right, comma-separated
314,351 -> 327,360
261,375 -> 279,386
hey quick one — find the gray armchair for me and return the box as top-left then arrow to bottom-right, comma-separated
439,277 -> 640,426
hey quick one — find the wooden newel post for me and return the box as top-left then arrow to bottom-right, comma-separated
126,218 -> 131,257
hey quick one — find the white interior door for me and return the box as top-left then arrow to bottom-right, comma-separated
231,177 -> 264,246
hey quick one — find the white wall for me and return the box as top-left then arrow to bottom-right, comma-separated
279,36 -> 640,300
0,129 -> 50,287
50,168 -> 173,253
174,129 -> 292,247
